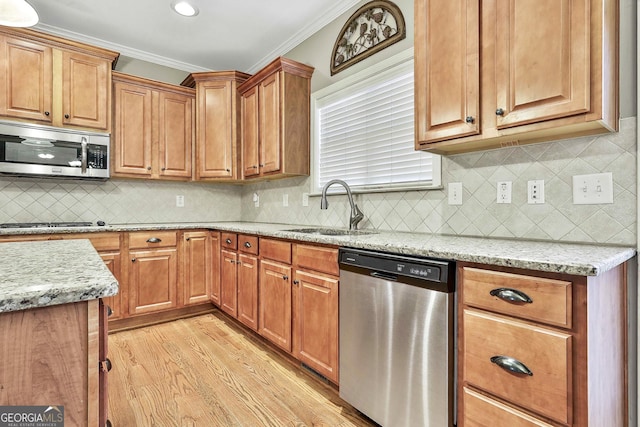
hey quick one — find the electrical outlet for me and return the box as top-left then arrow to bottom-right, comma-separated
176,195 -> 184,207
528,180 -> 545,204
448,182 -> 463,205
282,194 -> 289,207
253,192 -> 260,208
496,181 -> 512,204
572,173 -> 613,205
302,193 -> 309,207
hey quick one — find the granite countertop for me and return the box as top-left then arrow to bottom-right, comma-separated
0,221 -> 635,277
0,239 -> 119,313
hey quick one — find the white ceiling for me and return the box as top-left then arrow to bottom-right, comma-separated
29,0 -> 362,74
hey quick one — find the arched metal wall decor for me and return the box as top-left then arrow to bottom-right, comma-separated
330,0 -> 406,75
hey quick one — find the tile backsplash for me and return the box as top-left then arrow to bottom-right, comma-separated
241,117 -> 637,246
0,118 -> 635,245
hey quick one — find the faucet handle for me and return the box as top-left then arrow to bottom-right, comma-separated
350,204 -> 365,230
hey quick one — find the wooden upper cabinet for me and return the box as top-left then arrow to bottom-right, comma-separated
238,57 -> 314,180
112,72 -> 194,180
0,35 -> 53,123
415,0 -> 618,154
414,0 -> 479,143
182,71 -> 250,181
0,28 -> 118,131
62,50 -> 111,129
494,0 -> 589,129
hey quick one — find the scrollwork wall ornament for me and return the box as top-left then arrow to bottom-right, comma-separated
330,0 -> 406,75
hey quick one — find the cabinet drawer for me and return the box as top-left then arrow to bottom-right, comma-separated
221,232 -> 237,250
128,231 -> 177,249
293,244 -> 338,276
238,234 -> 258,255
68,232 -> 120,251
260,238 -> 291,264
461,267 -> 572,328
463,309 -> 572,424
462,387 -> 555,427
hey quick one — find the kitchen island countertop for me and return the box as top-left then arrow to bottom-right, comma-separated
0,239 -> 118,313
0,221 -> 635,277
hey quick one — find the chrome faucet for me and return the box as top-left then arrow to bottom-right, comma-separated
320,179 -> 364,230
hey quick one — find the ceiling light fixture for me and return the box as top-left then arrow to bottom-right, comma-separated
171,1 -> 199,17
0,0 -> 39,27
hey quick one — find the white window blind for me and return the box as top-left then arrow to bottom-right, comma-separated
312,52 -> 440,194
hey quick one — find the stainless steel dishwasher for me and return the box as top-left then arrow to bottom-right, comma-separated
339,248 -> 456,427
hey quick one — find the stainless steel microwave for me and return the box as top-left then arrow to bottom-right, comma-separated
0,121 -> 110,180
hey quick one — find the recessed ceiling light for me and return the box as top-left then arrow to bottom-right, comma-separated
0,0 -> 39,27
171,1 -> 198,17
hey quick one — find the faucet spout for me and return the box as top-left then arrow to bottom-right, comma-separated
320,179 -> 364,230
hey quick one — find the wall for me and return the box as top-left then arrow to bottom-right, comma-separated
0,177 -> 241,225
240,0 -> 638,246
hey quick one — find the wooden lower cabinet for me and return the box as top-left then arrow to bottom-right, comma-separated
182,231 -> 212,306
100,251 -> 123,319
220,248 -> 238,316
458,262 -> 628,426
237,253 -> 259,330
128,247 -> 178,315
210,231 -> 221,305
293,269 -> 339,383
259,259 -> 293,352
0,299 -> 107,426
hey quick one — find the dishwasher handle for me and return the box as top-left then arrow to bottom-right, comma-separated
370,271 -> 398,281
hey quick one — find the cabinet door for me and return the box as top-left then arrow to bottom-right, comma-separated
293,269 -> 339,383
62,50 -> 110,130
494,0 -> 589,129
196,80 -> 235,179
158,90 -> 193,178
0,36 -> 53,122
415,0 -> 479,144
237,254 -> 259,331
183,232 -> 211,306
241,85 -> 260,177
210,232 -> 221,305
259,72 -> 281,174
128,248 -> 178,315
220,249 -> 238,316
99,251 -> 123,320
259,259 -> 292,352
112,81 -> 153,176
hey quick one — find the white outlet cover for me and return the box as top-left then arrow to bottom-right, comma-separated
302,193 -> 309,207
527,180 -> 545,204
572,172 -> 613,205
496,181 -> 512,204
176,195 -> 184,207
448,182 -> 462,205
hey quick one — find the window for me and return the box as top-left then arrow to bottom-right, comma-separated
311,48 -> 441,194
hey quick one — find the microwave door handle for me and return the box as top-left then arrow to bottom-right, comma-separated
81,137 -> 88,174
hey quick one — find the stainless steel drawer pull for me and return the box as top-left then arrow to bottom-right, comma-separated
244,242 -> 252,248
146,237 -> 162,243
490,287 -> 533,304
226,238 -> 232,244
490,355 -> 533,376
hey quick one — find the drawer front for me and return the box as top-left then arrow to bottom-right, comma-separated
260,238 -> 291,264
68,232 -> 120,251
294,244 -> 338,276
221,232 -> 238,250
462,387 -> 555,427
462,267 -> 572,328
463,309 -> 571,424
238,234 -> 258,255
128,231 -> 177,249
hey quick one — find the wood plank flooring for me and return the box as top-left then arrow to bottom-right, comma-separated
108,311 -> 376,426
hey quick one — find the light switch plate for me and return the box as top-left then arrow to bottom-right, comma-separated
572,173 -> 613,204
448,182 -> 462,205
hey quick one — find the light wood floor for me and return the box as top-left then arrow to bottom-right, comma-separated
108,311 -> 376,426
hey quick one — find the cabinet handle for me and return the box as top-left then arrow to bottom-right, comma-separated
495,108 -> 505,116
293,280 -> 299,285
106,420 -> 112,427
131,258 -> 136,262
161,167 -> 166,171
244,242 -> 252,248
465,116 -> 475,124
186,237 -> 190,241
490,288 -> 533,304
490,355 -> 533,376
146,237 -> 162,243
282,275 -> 288,280
226,169 -> 231,172
106,305 -> 113,317
147,166 -> 152,171
44,111 -> 50,116
226,238 -> 232,244
100,358 -> 112,372
64,113 -> 70,119
252,165 -> 258,169
259,164 -> 265,167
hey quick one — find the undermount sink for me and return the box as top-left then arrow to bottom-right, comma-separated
284,227 -> 377,236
